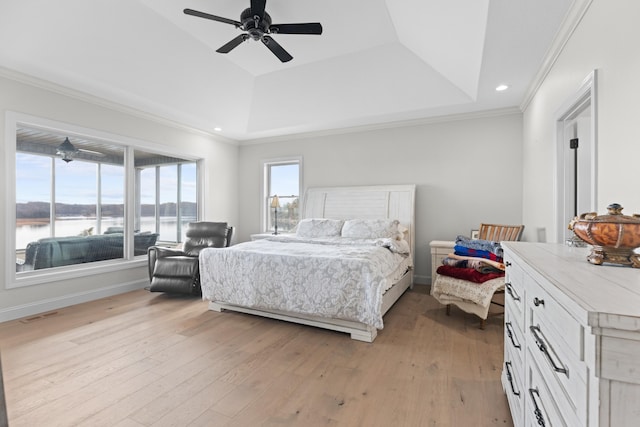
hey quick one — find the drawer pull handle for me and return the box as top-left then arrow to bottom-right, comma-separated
505,261 -> 512,267
505,283 -> 520,301
533,297 -> 545,307
529,388 -> 547,427
530,325 -> 568,376
505,362 -> 520,397
505,322 -> 521,349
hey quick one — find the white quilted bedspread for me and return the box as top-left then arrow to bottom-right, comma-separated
199,236 -> 412,329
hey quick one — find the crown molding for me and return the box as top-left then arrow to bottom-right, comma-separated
240,107 -> 522,146
0,66 -> 239,146
520,0 -> 595,111
1,65 -> 522,147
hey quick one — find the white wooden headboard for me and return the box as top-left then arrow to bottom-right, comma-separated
301,185 -> 416,257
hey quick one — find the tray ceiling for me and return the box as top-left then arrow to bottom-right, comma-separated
0,0 -> 573,141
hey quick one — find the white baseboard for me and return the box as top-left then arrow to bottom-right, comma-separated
0,279 -> 147,323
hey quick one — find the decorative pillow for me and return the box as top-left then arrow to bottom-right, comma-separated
397,224 -> 409,241
296,218 -> 344,238
341,219 -> 400,239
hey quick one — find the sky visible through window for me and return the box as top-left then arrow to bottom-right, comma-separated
16,153 -> 51,203
270,163 -> 299,198
17,154 -> 195,205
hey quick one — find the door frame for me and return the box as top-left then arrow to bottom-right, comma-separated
555,70 -> 598,243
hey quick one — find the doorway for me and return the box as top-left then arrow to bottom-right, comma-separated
555,71 -> 598,243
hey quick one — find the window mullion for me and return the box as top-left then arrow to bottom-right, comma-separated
50,157 -> 56,236
123,146 -> 135,259
177,163 -> 182,242
155,165 -> 160,235
97,163 -> 102,234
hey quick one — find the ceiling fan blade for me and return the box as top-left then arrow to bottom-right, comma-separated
262,36 -> 292,63
78,148 -> 105,157
271,23 -> 323,35
250,0 -> 267,20
183,8 -> 241,27
216,34 -> 249,53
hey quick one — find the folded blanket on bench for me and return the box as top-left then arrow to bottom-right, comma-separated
436,265 -> 504,283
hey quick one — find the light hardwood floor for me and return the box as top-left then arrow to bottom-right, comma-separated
0,287 -> 513,427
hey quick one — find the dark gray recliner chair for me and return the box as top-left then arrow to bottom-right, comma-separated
147,222 -> 233,295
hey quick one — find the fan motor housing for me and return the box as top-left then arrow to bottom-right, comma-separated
241,8 -> 272,40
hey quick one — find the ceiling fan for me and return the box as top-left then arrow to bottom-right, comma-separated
184,0 -> 322,63
57,137 -> 104,163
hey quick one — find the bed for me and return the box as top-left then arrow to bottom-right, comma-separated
199,185 -> 416,342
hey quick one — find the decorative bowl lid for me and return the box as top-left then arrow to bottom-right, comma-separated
574,203 -> 640,224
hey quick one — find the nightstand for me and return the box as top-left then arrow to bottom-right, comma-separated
429,240 -> 455,285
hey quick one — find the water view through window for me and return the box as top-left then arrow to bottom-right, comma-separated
15,218 -> 192,251
15,126 -> 199,273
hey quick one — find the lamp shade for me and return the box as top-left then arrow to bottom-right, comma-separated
271,195 -> 280,208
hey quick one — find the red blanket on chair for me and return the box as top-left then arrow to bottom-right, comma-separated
436,265 -> 504,283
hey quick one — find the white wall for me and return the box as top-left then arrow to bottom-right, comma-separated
0,72 -> 239,321
238,112 -> 524,284
522,0 -> 640,242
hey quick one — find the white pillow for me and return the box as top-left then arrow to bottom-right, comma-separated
341,219 -> 400,239
397,224 -> 409,241
296,218 -> 344,238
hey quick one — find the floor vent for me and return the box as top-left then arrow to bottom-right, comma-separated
20,311 -> 59,323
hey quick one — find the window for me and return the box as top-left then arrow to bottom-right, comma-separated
135,155 -> 198,244
7,114 -> 201,287
263,158 -> 302,233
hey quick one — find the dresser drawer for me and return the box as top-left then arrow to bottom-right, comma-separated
526,277 -> 588,425
526,275 -> 583,358
526,349 -> 568,427
504,258 -> 526,328
505,306 -> 525,368
502,353 -> 524,425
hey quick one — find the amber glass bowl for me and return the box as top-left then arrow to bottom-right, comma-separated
569,203 -> 640,267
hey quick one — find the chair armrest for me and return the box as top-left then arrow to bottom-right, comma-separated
150,246 -> 187,258
147,246 -> 188,282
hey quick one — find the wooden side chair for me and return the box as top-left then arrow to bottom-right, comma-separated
478,223 -> 524,242
431,223 -> 524,329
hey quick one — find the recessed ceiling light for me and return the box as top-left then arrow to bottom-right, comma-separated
495,84 -> 509,92
214,127 -> 222,132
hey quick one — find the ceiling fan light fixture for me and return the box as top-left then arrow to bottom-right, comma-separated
184,0 -> 322,63
56,137 -> 79,163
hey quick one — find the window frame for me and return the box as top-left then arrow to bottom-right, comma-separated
5,111 -> 203,289
261,156 -> 303,233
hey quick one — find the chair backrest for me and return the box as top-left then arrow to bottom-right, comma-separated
479,223 -> 524,242
182,222 -> 231,256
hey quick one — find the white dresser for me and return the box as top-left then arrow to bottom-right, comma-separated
501,242 -> 640,427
